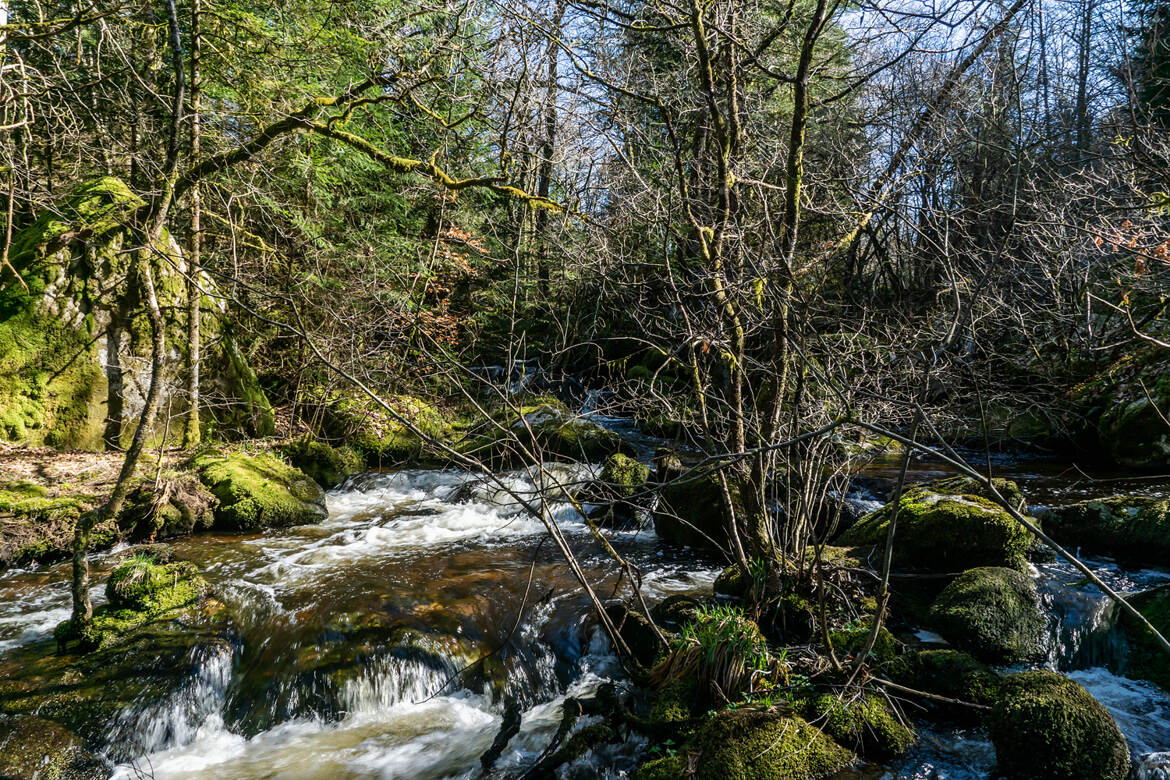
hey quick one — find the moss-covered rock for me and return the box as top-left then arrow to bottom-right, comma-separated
530,418 -> 626,462
654,469 -> 745,552
1037,496 -> 1170,567
928,567 -> 1045,664
281,436 -> 365,490
827,618 -> 897,664
116,473 -> 218,542
801,692 -> 915,760
0,483 -> 94,569
648,678 -> 699,725
324,393 -> 453,466
714,561 -> 752,599
885,649 -> 1002,712
653,606 -> 773,707
672,709 -> 856,780
838,477 -> 1032,571
0,177 -> 273,449
194,450 -> 327,531
600,453 -> 650,498
0,715 -> 104,779
988,670 -> 1129,780
1121,583 -> 1170,692
605,601 -> 665,668
632,754 -> 688,780
651,595 -> 704,631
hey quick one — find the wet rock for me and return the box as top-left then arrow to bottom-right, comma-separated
885,649 -> 1002,717
1037,496 -> 1170,567
1073,347 -> 1170,469
116,473 -> 218,541
714,561 -> 752,599
928,566 -> 1045,664
1121,583 -> 1170,692
281,436 -> 365,490
989,670 -> 1130,780
838,476 -> 1032,571
323,393 -> 453,466
0,715 -> 105,779
604,601 -> 664,668
653,469 -> 744,552
194,450 -> 327,531
634,709 -> 856,780
599,453 -> 649,498
650,595 -> 704,631
799,692 -> 915,761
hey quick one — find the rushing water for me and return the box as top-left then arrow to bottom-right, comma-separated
1,444 -> 1169,778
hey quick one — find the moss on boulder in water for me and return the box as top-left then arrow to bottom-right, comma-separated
1037,496 -> 1170,567
116,474 -> 217,542
989,670 -> 1129,780
325,393 -> 452,466
1074,348 -> 1170,469
838,477 -> 1032,571
600,453 -> 649,498
660,709 -> 855,780
801,692 -> 915,761
194,450 -> 327,531
885,649 -> 1002,712
281,436 -> 365,490
0,715 -> 104,779
928,566 -> 1045,664
1121,583 -> 1170,692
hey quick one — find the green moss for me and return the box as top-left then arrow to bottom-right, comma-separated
929,567 -> 1045,664
0,715 -> 104,780
714,561 -> 751,599
632,754 -> 688,780
651,595 -> 705,631
690,709 -> 856,780
531,418 -> 625,461
988,671 -> 1130,780
0,485 -> 92,569
193,450 -> 327,531
802,692 -> 915,760
327,393 -> 451,465
600,453 -> 650,498
885,649 -> 1002,711
654,605 -> 772,707
650,679 -> 699,725
116,474 -> 217,542
839,478 -> 1032,571
1039,496 -> 1170,567
218,335 -> 276,438
1122,583 -> 1170,691
828,618 -> 897,664
281,436 -> 364,490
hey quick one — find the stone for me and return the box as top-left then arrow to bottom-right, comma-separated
928,567 -> 1046,664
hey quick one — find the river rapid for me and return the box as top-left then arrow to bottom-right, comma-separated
1,442 -> 1169,778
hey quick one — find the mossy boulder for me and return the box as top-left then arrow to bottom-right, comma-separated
281,436 -> 365,490
636,709 -> 855,780
600,453 -> 650,498
838,477 -> 1032,571
650,595 -> 705,631
116,473 -> 218,542
654,469 -> 745,552
324,393 -> 452,466
988,670 -> 1129,780
648,678 -> 699,725
1121,583 -> 1170,692
828,618 -> 897,664
194,450 -> 327,531
885,649 -> 1002,712
714,561 -> 752,599
0,177 -> 273,449
605,601 -> 665,668
1037,496 -> 1170,567
928,567 -> 1045,663
0,483 -> 93,569
0,715 -> 104,779
801,692 -> 915,761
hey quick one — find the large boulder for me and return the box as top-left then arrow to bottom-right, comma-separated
324,392 -> 453,466
1121,583 -> 1170,692
281,436 -> 365,490
633,709 -> 856,780
988,670 -> 1129,780
928,566 -> 1046,663
885,649 -> 1002,716
0,482 -> 96,570
800,692 -> 915,761
838,476 -> 1032,571
653,469 -> 745,552
193,450 -> 327,531
0,177 -> 273,450
1036,496 -> 1169,567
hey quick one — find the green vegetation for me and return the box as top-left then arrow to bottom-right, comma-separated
282,436 -> 365,490
653,471 -> 745,552
801,692 -> 915,760
988,671 -> 1130,780
0,483 -> 92,569
193,450 -> 327,531
1039,496 -> 1170,567
600,453 -> 650,497
886,649 -> 1002,710
827,617 -> 897,664
651,605 -> 773,707
928,567 -> 1045,663
839,478 -> 1032,571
